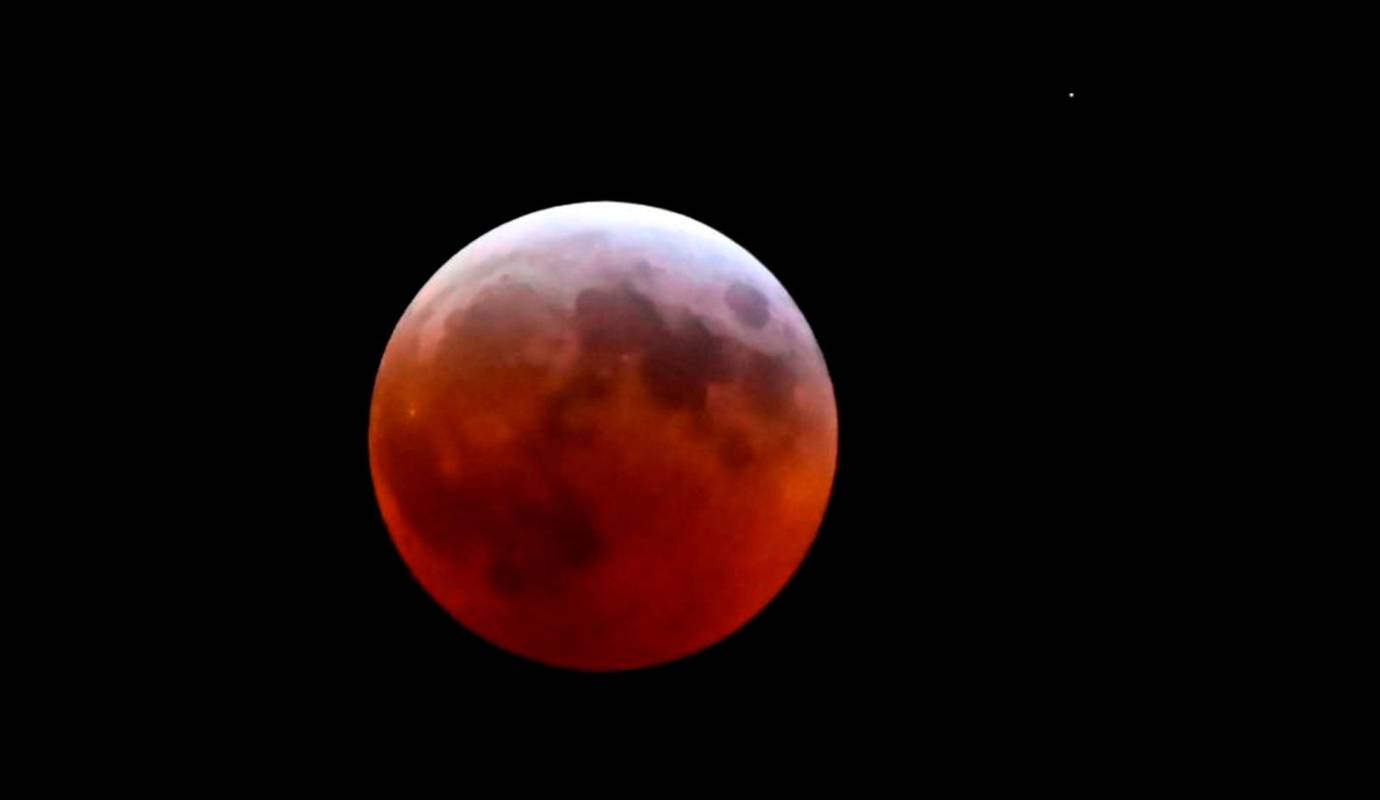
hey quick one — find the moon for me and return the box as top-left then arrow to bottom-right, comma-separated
369,202 -> 837,671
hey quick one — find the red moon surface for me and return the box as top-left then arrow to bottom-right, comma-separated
369,202 -> 837,671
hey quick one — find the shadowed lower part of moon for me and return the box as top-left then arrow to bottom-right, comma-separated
369,202 -> 837,672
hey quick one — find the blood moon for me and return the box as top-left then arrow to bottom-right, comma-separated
369,202 -> 837,672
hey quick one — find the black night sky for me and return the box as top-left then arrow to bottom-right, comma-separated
70,18 -> 1210,771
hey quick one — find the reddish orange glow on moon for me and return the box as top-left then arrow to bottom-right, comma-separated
369,202 -> 837,671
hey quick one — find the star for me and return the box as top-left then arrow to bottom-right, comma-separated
1069,92 -> 1075,98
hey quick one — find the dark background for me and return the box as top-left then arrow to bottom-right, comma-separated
17,10 -> 1342,782
93,26 -> 1200,762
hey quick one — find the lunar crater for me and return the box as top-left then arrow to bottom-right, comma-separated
724,281 -> 770,329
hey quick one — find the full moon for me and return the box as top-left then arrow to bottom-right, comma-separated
369,202 -> 837,671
